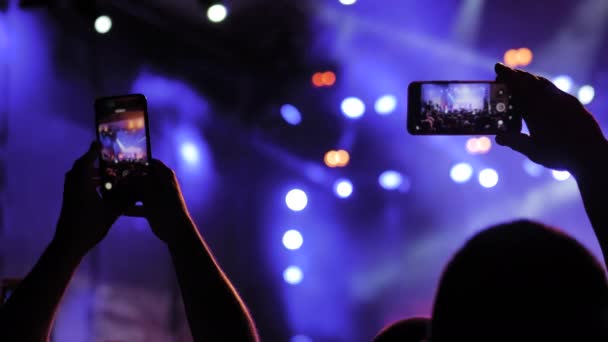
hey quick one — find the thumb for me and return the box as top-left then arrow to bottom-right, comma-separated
496,133 -> 536,157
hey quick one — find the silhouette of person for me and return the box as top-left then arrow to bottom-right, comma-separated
374,317 -> 429,342
0,143 -> 259,342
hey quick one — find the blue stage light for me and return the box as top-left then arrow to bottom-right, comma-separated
334,179 -> 353,199
285,189 -> 308,211
523,159 -> 543,177
341,97 -> 365,119
578,85 -> 595,105
280,104 -> 302,125
374,95 -> 397,115
552,170 -> 571,181
291,335 -> 313,342
283,266 -> 303,285
282,230 -> 304,250
552,75 -> 573,93
450,162 -> 473,183
379,170 -> 403,190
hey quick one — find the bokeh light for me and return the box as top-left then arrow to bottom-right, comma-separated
283,266 -> 303,285
281,104 -> 302,125
552,170 -> 571,181
341,97 -> 366,119
379,170 -> 403,190
312,72 -> 324,87
339,0 -> 357,5
180,142 -> 200,165
285,189 -> 308,211
516,47 -> 533,66
553,75 -> 573,93
282,230 -> 304,250
334,179 -> 353,198
291,335 -> 313,342
479,168 -> 499,188
324,150 -> 350,168
207,4 -> 228,23
466,137 -> 479,154
450,162 -> 473,183
578,85 -> 595,105
503,49 -> 518,67
94,15 -> 112,34
321,71 -> 336,86
476,136 -> 492,154
523,159 -> 543,177
374,95 -> 397,115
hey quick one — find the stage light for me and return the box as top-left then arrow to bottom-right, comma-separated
523,159 -> 543,177
180,142 -> 200,165
280,104 -> 302,126
341,97 -> 365,119
283,266 -> 303,285
334,179 -> 353,199
324,150 -> 338,168
335,149 -> 350,167
517,47 -> 533,66
104,182 -> 113,190
476,136 -> 492,154
321,71 -> 336,86
282,230 -> 303,250
504,49 -> 518,67
207,4 -> 228,23
285,189 -> 308,211
578,85 -> 595,105
291,335 -> 313,342
94,15 -> 112,34
466,137 -> 479,154
552,170 -> 571,181
374,95 -> 397,115
339,0 -> 357,5
379,170 -> 403,190
450,162 -> 473,183
478,168 -> 499,188
553,75 -> 573,93
312,72 -> 324,87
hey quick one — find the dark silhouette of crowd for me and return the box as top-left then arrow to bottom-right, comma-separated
420,101 -> 508,134
1,63 -> 608,342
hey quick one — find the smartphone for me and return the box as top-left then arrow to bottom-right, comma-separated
407,81 -> 521,135
95,94 -> 151,202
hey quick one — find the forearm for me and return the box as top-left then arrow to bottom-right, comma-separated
574,140 -> 608,266
0,238 -> 84,341
168,217 -> 258,342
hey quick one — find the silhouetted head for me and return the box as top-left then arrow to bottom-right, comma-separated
374,317 -> 429,342
431,220 -> 608,341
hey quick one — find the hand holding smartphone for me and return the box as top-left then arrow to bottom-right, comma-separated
407,81 -> 522,135
95,94 -> 152,214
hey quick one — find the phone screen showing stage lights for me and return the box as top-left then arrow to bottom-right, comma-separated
96,95 -> 150,194
409,82 -> 520,135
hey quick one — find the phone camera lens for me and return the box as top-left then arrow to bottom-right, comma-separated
496,102 -> 506,112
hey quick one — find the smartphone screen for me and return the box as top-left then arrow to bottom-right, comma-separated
95,94 -> 151,198
407,81 -> 521,135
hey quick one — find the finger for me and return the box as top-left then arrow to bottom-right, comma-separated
73,141 -> 101,171
495,133 -> 536,158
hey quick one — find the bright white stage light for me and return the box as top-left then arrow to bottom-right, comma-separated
479,168 -> 499,188
283,266 -> 303,285
334,179 -> 353,198
523,159 -> 543,177
207,4 -> 228,23
578,85 -> 595,105
180,142 -> 200,165
374,95 -> 397,115
285,189 -> 308,211
552,75 -> 573,93
552,170 -> 571,181
94,15 -> 112,34
379,170 -> 403,190
282,230 -> 303,250
341,97 -> 365,119
339,0 -> 357,5
450,162 -> 473,183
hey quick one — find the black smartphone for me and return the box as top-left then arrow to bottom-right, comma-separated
95,94 -> 152,202
407,81 -> 521,135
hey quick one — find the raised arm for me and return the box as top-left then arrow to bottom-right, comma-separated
494,63 -> 608,264
141,160 -> 259,342
0,143 -> 124,341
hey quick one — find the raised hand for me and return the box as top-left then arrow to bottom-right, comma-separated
494,63 -> 606,173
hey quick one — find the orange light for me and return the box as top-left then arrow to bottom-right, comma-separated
504,49 -> 519,67
466,138 -> 479,154
324,150 -> 338,168
321,71 -> 336,86
312,72 -> 324,87
476,136 -> 492,154
335,149 -> 350,167
516,47 -> 533,67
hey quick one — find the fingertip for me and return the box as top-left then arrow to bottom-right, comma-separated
495,62 -> 511,75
